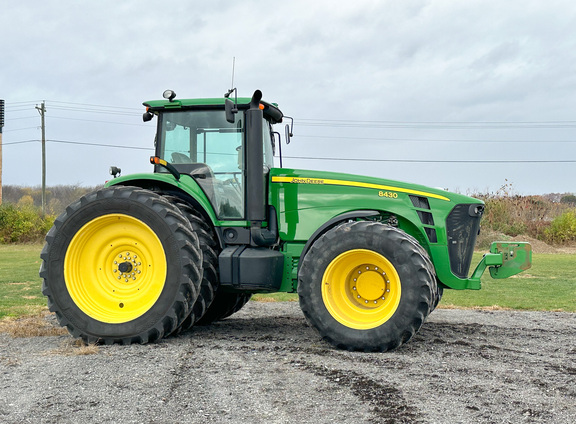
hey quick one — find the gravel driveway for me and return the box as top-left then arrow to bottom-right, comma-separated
1,302 -> 575,423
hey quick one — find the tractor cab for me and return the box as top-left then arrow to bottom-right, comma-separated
147,90 -> 280,222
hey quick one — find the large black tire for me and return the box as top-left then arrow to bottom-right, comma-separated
298,221 -> 436,352
400,231 -> 439,313
195,292 -> 252,325
164,196 -> 220,332
39,186 -> 202,345
160,196 -> 250,328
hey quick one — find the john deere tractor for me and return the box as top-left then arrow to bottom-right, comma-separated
40,89 -> 532,351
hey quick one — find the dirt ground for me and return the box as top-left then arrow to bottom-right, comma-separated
0,302 -> 575,424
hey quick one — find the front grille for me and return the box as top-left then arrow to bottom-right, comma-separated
446,204 -> 484,278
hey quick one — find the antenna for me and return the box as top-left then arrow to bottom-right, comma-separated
230,56 -> 236,90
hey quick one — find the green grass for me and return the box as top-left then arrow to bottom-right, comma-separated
253,292 -> 298,302
441,252 -> 576,312
1,245 -> 574,321
0,244 -> 46,319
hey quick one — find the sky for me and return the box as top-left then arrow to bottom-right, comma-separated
1,0 -> 576,195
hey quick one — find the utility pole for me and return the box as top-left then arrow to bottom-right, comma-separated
36,101 -> 46,215
0,100 -> 4,205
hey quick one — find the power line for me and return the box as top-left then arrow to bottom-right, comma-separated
3,140 -> 39,145
2,126 -> 39,133
297,135 -> 576,143
5,100 -> 42,105
2,138 -> 151,150
49,115 -> 148,126
46,100 -> 142,112
280,155 -> 576,164
49,105 -> 142,117
47,139 -> 153,151
297,118 -> 576,129
4,137 -> 574,163
8,116 -> 38,121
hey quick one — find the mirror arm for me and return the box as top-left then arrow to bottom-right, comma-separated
225,88 -> 238,123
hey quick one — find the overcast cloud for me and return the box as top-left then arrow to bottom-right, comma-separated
1,0 -> 575,195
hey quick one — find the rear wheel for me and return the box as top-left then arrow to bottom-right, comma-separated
298,221 -> 436,352
159,196 -> 251,327
40,186 -> 202,344
164,196 -> 220,332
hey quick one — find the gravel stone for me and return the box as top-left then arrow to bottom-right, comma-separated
1,302 -> 575,423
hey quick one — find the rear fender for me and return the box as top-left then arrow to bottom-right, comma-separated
106,173 -> 218,225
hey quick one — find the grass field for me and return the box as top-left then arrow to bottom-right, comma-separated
0,244 -> 574,320
0,244 -> 47,319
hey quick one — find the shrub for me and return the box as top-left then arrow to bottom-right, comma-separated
561,194 -> 576,206
544,210 -> 576,244
0,204 -> 54,244
480,196 -> 531,237
473,182 -> 575,245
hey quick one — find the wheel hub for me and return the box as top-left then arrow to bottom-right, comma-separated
114,252 -> 141,282
353,266 -> 388,304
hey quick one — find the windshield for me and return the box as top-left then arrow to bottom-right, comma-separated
157,110 -> 244,219
156,109 -> 276,220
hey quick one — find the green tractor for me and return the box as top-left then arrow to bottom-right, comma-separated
40,89 -> 532,351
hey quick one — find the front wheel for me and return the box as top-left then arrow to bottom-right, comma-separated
40,186 -> 202,344
298,221 -> 436,352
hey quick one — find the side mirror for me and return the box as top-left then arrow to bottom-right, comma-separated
285,123 -> 292,145
284,116 -> 294,145
225,97 -> 237,123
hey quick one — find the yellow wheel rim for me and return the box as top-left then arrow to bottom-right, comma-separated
322,249 -> 401,330
64,214 -> 167,324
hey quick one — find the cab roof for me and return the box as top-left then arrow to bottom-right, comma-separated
143,97 -> 283,124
